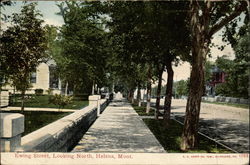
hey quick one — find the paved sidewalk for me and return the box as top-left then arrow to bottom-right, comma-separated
72,99 -> 165,153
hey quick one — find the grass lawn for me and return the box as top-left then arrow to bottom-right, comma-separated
10,95 -> 88,109
202,101 -> 249,109
1,110 -> 71,136
143,119 -> 232,153
131,104 -> 155,116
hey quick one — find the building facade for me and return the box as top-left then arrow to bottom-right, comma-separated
2,62 -> 62,95
206,66 -> 226,96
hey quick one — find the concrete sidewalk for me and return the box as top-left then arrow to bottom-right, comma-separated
72,99 -> 165,153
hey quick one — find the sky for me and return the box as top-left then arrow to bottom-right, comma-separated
1,1 -> 238,84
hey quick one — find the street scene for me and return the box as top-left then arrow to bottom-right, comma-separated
166,99 -> 249,153
0,1 -> 249,165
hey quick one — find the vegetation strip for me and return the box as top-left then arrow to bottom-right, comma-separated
10,95 -> 88,110
173,118 -> 238,153
143,118 -> 232,153
132,104 -> 232,153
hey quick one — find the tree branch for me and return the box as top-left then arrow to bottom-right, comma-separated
208,1 -> 247,37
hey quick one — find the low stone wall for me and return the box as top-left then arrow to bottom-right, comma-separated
1,113 -> 24,152
0,90 -> 9,108
202,96 -> 249,105
100,99 -> 108,113
20,99 -> 108,152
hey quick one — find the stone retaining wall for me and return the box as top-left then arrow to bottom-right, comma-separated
202,96 -> 249,105
0,90 -> 9,108
20,99 -> 108,152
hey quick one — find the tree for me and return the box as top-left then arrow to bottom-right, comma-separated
142,1 -> 190,124
107,1 -> 151,104
215,53 -> 249,99
181,0 -> 247,151
216,9 -> 250,99
0,0 -> 14,87
108,1 -> 191,122
0,3 -> 47,112
56,1 -> 109,95
174,80 -> 189,98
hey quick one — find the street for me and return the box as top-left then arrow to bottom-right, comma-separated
151,99 -> 249,153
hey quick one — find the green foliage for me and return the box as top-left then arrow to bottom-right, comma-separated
152,85 -> 166,97
107,1 -> 190,97
0,3 -> 47,95
215,53 -> 249,98
152,79 -> 190,98
205,61 -> 214,83
174,80 -> 190,98
34,88 -> 43,95
49,94 -> 73,109
211,1 -> 249,99
143,119 -> 231,153
46,88 -> 54,95
54,1 -> 109,94
10,94 -> 88,109
132,104 -> 155,116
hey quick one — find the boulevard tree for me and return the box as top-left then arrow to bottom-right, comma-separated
107,1 -> 150,105
108,1 -> 191,125
215,8 -> 250,99
0,3 -> 47,112
174,80 -> 189,98
56,1 -> 109,95
0,0 -> 14,87
147,2 -> 190,124
181,0 -> 248,151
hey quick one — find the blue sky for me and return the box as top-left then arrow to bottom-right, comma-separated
2,1 -> 64,26
2,1 -> 238,81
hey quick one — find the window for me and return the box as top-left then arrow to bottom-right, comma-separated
49,65 -> 59,89
30,72 -> 37,83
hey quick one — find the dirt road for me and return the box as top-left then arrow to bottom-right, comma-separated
151,99 -> 249,153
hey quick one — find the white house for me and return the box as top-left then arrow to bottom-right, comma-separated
2,61 -> 62,95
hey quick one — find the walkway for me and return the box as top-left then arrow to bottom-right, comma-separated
72,99 -> 165,153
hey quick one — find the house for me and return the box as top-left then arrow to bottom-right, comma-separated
206,66 -> 226,96
2,60 -> 62,95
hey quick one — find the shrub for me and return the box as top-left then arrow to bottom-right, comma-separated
46,88 -> 53,95
49,94 -> 73,109
35,89 -> 43,95
215,83 -> 231,97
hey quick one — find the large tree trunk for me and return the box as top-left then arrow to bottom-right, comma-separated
146,65 -> 152,114
180,0 -> 246,151
155,66 -> 164,120
137,83 -> 141,107
163,61 -> 174,127
180,1 -> 209,151
180,58 -> 205,150
21,90 -> 26,113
